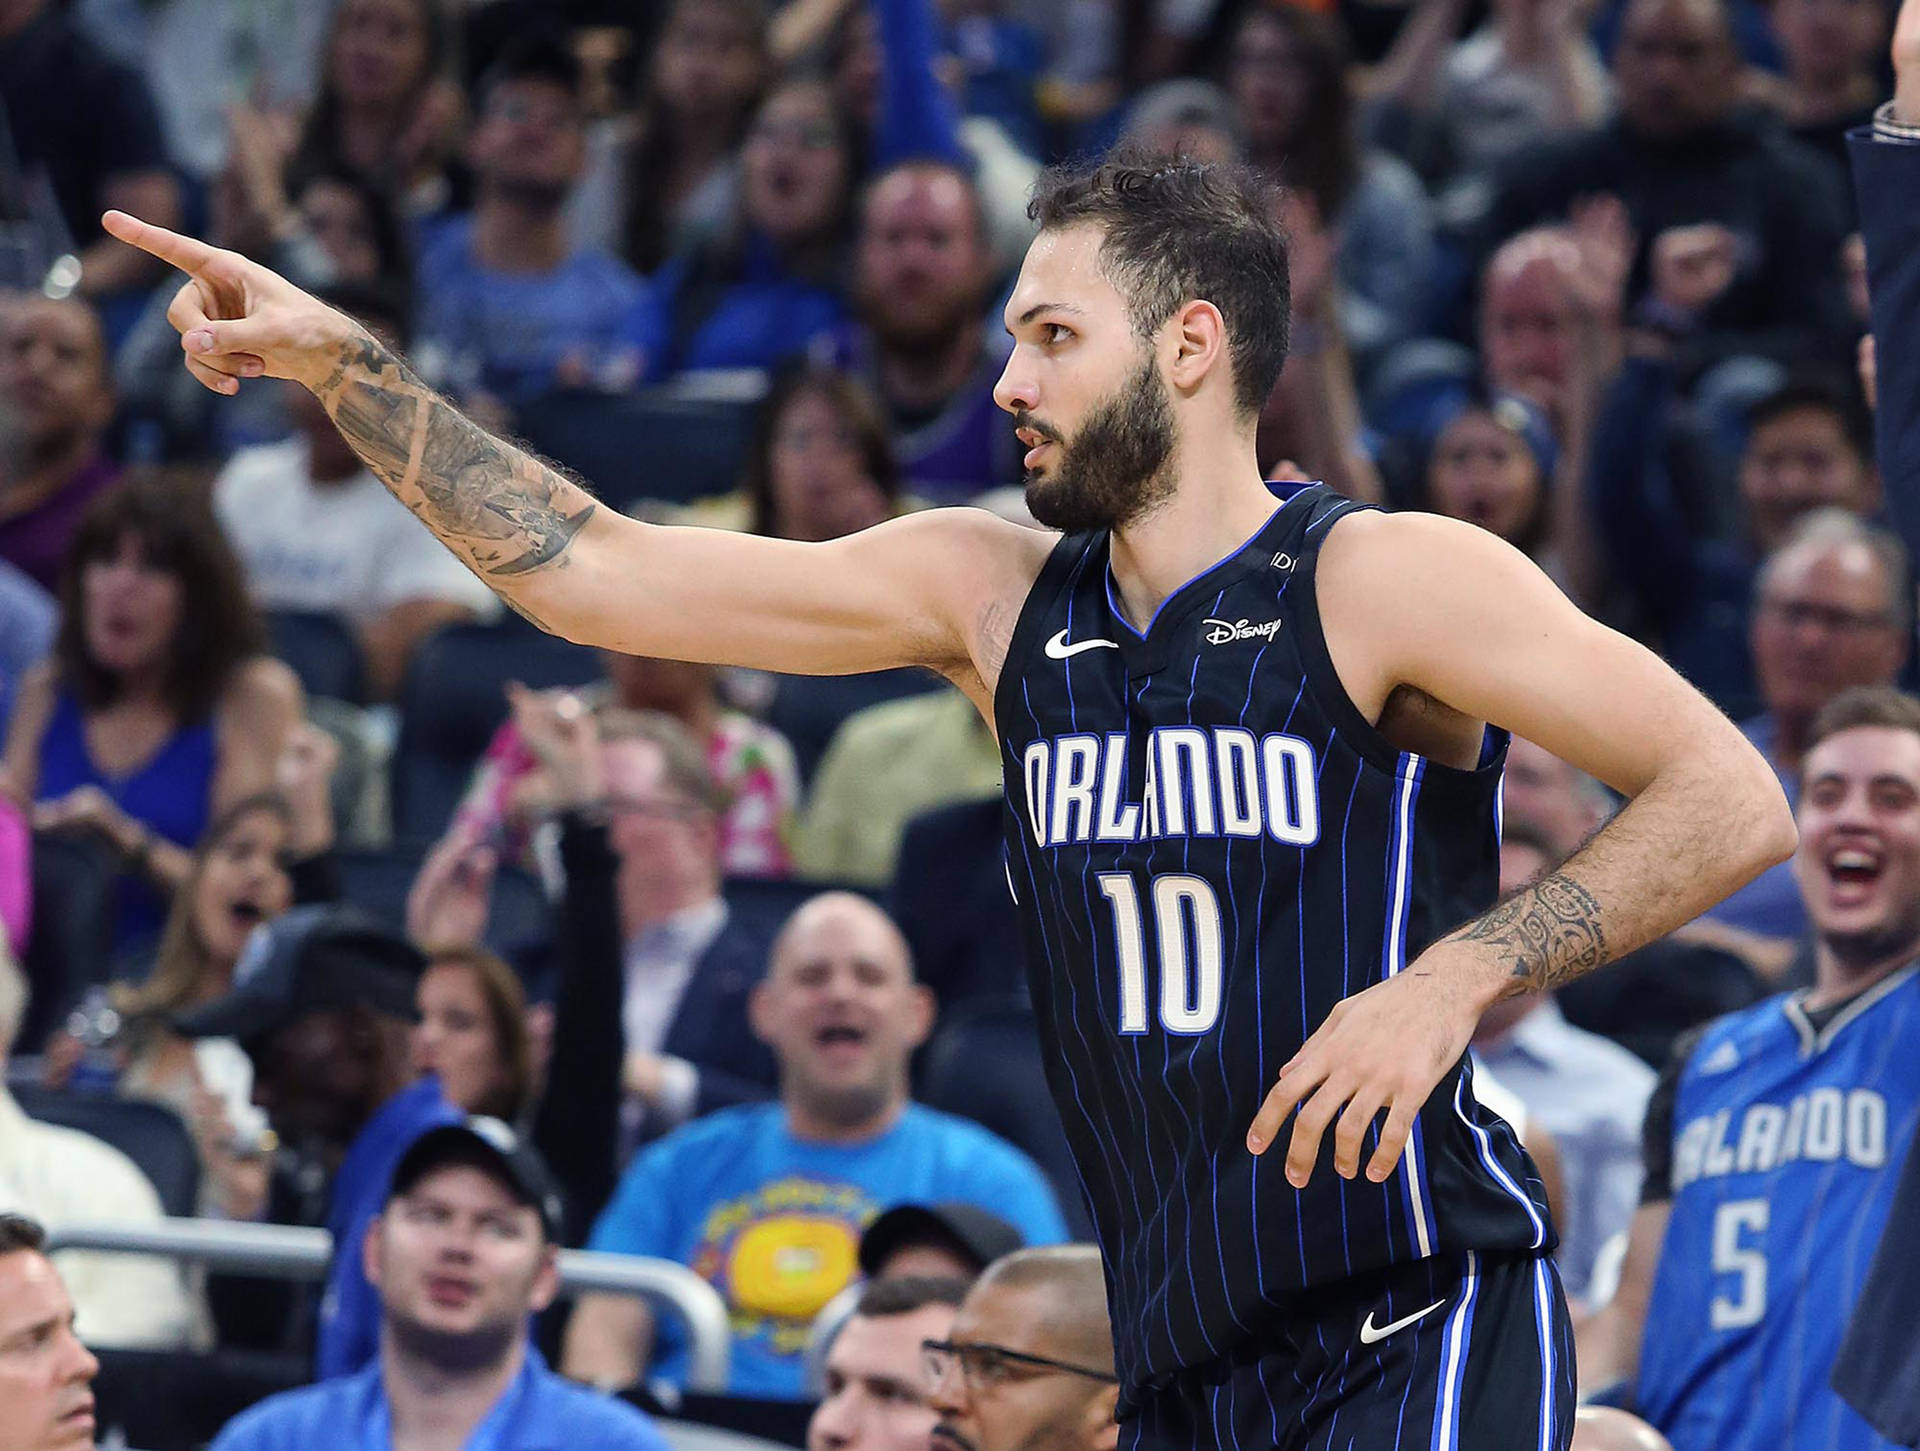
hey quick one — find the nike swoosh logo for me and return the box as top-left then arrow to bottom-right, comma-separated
1044,628 -> 1119,659
1357,1298 -> 1447,1345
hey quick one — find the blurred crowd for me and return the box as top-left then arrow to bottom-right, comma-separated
0,0 -> 1915,1446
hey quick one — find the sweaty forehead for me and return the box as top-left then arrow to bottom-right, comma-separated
1005,226 -> 1124,328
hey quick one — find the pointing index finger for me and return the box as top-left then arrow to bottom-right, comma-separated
101,210 -> 221,275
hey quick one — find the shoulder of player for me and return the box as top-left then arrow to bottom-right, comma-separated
1314,508 -> 1539,608
869,507 -> 1057,687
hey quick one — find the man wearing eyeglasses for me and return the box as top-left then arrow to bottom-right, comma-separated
1700,509 -> 1910,944
926,1247 -> 1119,1451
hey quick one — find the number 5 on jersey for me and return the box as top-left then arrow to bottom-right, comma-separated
1098,873 -> 1224,1034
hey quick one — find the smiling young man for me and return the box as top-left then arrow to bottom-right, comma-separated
561,892 -> 1065,1400
110,147 -> 1792,1449
210,1120 -> 669,1451
1574,686 -> 1920,1450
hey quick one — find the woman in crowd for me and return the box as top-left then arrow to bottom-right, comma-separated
410,945 -> 536,1123
741,360 -> 905,540
635,78 -> 857,379
1226,2 -> 1435,378
2,480 -> 303,949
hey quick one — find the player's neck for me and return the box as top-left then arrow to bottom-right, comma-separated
1807,934 -> 1920,1010
1107,443 -> 1275,633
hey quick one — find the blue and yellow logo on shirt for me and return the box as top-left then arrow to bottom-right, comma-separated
691,1177 -> 875,1353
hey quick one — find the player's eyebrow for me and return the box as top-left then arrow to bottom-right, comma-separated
1011,302 -> 1084,330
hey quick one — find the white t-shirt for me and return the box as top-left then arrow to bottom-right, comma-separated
214,438 -> 499,627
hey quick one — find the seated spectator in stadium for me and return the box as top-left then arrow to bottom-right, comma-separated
420,693 -> 777,1233
1592,356 -> 1879,720
287,0 -> 464,219
0,943 -> 198,1348
1702,510 -> 1909,942
0,1213 -> 101,1451
0,297 -> 120,594
809,1277 -> 964,1451
0,0 -> 181,299
4,480 -> 302,949
415,33 -> 652,413
562,892 -> 1068,1400
408,949 -> 536,1124
1756,0 -> 1887,180
1226,3 -> 1434,377
452,652 -> 798,881
572,0 -> 769,274
795,687 -> 1002,887
859,1203 -> 1025,1282
211,1122 -> 670,1451
1575,686 -> 1920,1449
1475,0 -> 1854,379
1472,817 -> 1656,1303
1365,0 -> 1611,195
216,284 -> 500,701
636,78 -> 855,381
814,161 -> 1019,505
927,1246 -> 1118,1451
174,907 -> 438,1354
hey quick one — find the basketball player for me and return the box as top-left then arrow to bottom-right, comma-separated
103,153 -> 1794,1450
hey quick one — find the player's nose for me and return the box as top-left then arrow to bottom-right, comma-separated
993,352 -> 1036,416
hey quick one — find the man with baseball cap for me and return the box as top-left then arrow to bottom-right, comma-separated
210,1119 -> 669,1451
858,1204 -> 1025,1284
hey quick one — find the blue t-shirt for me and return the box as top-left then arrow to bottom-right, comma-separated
587,1102 -> 1069,1398
1637,969 -> 1920,1451
414,216 -> 652,405
211,1346 -> 668,1451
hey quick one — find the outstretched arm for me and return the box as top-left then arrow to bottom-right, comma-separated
102,212 -> 1048,696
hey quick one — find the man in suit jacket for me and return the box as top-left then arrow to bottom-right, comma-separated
1832,8 -> 1920,1441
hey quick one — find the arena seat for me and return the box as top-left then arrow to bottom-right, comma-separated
761,669 -> 945,788
515,388 -> 762,512
918,995 -> 1093,1238
11,1085 -> 201,1218
335,843 -> 553,961
266,609 -> 366,705
93,1347 -> 310,1451
389,621 -> 602,841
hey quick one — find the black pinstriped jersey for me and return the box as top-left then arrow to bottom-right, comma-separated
994,482 -> 1556,1399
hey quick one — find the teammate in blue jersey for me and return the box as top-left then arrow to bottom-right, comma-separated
109,149 -> 1793,1450
1575,686 -> 1920,1451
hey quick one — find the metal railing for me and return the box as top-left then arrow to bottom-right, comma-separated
45,1218 -> 733,1392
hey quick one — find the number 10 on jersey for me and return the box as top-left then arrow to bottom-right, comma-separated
1097,873 -> 1225,1035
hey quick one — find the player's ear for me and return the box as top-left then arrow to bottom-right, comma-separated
1166,299 -> 1226,395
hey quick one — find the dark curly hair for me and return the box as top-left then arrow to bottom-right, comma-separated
1027,147 -> 1291,418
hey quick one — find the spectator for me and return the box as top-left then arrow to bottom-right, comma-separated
562,891 -> 1067,1399
0,0 -> 182,299
408,948 -> 535,1124
215,284 -> 501,702
1702,509 -> 1909,942
1414,390 -> 1568,578
211,1121 -> 670,1451
5,480 -> 303,949
452,652 -> 798,882
858,1203 -> 1026,1281
0,296 -> 120,594
678,362 -> 907,538
795,687 -> 1002,888
289,0 -> 464,219
1574,687 -> 1920,1451
415,32 -> 652,412
926,1246 -> 1118,1451
1471,817 -> 1656,1303
0,1213 -> 101,1451
1120,78 -> 1245,165
636,78 -> 855,381
1367,0 -> 1612,194
0,941 -> 199,1348
809,1277 -> 964,1451
1592,356 -> 1880,720
816,161 -> 1020,505
1760,0 -> 1888,178
1225,3 -> 1436,376
571,0 -> 770,274
1475,0 -> 1855,379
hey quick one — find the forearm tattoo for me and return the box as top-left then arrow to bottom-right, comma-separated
1452,871 -> 1609,992
312,333 -> 597,584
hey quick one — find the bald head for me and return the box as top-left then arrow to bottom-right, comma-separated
1571,1408 -> 1674,1451
975,1246 -> 1114,1374
771,891 -> 915,983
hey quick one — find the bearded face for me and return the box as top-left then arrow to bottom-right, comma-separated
1020,351 -> 1179,534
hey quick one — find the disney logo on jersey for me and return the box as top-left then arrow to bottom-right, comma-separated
1203,617 -> 1283,646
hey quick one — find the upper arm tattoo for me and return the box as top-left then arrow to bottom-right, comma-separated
1451,871 -> 1609,992
314,332 -> 597,583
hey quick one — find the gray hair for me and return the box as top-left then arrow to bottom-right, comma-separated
1758,507 -> 1912,634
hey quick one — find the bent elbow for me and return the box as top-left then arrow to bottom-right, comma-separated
1742,766 -> 1798,873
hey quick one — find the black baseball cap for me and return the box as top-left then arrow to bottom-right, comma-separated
858,1203 -> 1025,1279
173,905 -> 424,1046
389,1119 -> 565,1241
